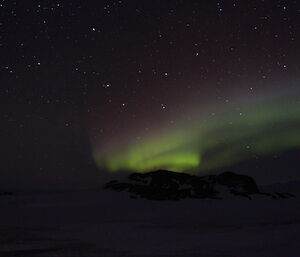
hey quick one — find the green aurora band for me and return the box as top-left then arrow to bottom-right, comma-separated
93,95 -> 300,173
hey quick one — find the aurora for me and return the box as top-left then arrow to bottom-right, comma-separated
92,90 -> 300,174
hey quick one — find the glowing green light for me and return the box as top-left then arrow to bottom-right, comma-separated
93,94 -> 300,173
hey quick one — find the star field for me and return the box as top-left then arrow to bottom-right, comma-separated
1,0 -> 300,189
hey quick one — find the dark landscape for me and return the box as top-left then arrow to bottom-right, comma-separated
0,178 -> 299,257
105,170 -> 295,200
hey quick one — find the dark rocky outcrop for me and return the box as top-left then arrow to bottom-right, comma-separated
104,170 -> 295,200
0,192 -> 13,197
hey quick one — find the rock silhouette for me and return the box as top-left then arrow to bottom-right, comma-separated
0,192 -> 13,197
104,170 -> 295,200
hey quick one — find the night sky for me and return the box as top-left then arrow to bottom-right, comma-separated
2,0 -> 300,190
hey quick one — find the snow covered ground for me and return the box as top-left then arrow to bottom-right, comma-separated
0,187 -> 299,257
